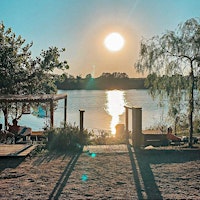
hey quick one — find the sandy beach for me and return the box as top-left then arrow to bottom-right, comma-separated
0,144 -> 199,200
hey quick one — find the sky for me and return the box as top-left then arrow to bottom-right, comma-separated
0,0 -> 200,78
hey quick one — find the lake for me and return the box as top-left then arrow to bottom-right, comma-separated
0,89 -> 168,133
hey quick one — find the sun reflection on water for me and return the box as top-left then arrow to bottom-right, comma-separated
105,90 -> 125,134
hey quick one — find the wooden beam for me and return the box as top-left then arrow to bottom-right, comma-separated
50,100 -> 54,128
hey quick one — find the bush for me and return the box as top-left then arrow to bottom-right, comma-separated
45,124 -> 92,152
90,130 -> 127,145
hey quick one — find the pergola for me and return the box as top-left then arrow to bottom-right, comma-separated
0,93 -> 67,129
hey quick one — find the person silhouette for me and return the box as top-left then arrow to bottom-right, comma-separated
8,119 -> 20,135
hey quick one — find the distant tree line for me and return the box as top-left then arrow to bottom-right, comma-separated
55,72 -> 147,90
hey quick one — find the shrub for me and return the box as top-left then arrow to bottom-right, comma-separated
90,130 -> 127,145
45,123 -> 92,152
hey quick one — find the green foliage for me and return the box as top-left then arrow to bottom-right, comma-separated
30,144 -> 47,157
45,124 -> 92,152
175,117 -> 200,135
135,18 -> 200,147
135,18 -> 200,76
0,22 -> 69,119
193,118 -> 200,134
0,22 -> 69,95
99,72 -> 129,79
45,126 -> 127,150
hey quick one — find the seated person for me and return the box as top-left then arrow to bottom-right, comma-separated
8,119 -> 20,135
8,119 -> 32,142
0,123 -> 14,143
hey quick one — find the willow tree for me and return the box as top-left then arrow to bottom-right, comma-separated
0,22 -> 69,122
135,18 -> 200,147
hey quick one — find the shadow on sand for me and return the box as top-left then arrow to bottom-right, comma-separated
48,149 -> 82,200
32,149 -> 82,199
32,151 -> 72,166
0,157 -> 25,173
127,144 -> 200,200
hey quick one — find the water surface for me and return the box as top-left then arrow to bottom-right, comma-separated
0,90 -> 167,133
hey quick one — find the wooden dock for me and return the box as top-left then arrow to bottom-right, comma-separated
0,144 -> 37,157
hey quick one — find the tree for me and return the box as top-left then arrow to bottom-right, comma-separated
76,75 -> 82,89
112,72 -> 129,79
99,72 -> 129,79
0,22 -> 69,120
100,72 -> 112,79
135,18 -> 200,147
85,74 -> 92,79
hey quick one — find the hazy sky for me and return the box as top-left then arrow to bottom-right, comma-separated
1,0 -> 200,77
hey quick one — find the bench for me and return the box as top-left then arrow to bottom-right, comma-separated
30,131 -> 46,142
143,133 -> 169,146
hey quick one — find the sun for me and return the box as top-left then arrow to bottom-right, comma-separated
104,32 -> 125,52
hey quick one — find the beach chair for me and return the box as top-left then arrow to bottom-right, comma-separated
15,126 -> 32,143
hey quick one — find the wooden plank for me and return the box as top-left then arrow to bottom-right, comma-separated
0,144 -> 26,156
18,145 -> 37,156
9,144 -> 32,156
0,144 -> 36,157
31,131 -> 44,136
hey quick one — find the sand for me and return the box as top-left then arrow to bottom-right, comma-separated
0,144 -> 199,200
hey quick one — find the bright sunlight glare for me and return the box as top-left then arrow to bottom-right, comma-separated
104,32 -> 125,52
105,90 -> 125,134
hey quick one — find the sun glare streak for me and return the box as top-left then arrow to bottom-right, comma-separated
105,90 -> 125,134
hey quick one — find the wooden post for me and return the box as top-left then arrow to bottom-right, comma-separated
64,97 -> 67,127
50,100 -> 54,128
79,109 -> 85,133
132,107 -> 142,148
132,107 -> 135,146
79,109 -> 85,145
125,106 -> 129,142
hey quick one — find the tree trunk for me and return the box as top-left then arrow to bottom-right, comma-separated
3,107 -> 8,130
188,63 -> 194,148
188,102 -> 193,148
